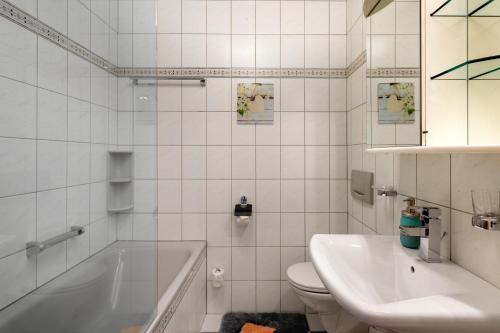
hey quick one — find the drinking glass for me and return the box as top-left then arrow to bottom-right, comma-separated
471,190 -> 500,218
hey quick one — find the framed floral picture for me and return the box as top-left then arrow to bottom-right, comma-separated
377,83 -> 415,124
237,83 -> 274,124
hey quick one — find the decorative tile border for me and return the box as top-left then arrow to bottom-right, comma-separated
116,67 -> 347,79
346,51 -> 368,77
346,50 -> 420,78
0,0 -> 116,75
367,67 -> 421,78
119,66 -> 419,80
152,246 -> 206,333
1,0 -> 420,82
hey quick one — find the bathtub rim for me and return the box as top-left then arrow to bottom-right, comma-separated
146,240 -> 206,333
0,240 -> 206,333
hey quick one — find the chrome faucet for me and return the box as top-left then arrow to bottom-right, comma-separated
399,204 -> 443,263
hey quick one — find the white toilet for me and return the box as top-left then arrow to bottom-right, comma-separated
286,262 -> 368,333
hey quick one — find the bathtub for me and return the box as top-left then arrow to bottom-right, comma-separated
0,241 -> 206,333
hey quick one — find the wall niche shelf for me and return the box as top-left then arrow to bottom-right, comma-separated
366,145 -> 500,154
109,178 -> 133,183
108,151 -> 134,213
431,55 -> 500,80
108,205 -> 134,213
431,0 -> 500,17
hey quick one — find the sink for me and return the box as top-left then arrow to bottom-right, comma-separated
310,234 -> 500,333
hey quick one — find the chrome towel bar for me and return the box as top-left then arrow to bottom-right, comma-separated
26,226 -> 85,257
132,77 -> 206,87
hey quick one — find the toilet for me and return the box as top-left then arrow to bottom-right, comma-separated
286,262 -> 368,333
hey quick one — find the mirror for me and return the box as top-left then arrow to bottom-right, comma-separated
366,0 -> 422,148
368,0 -> 500,149
425,0 -> 500,146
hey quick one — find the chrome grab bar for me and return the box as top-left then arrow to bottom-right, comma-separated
26,226 -> 85,257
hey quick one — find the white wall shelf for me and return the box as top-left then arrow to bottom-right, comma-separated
108,205 -> 134,213
109,178 -> 133,183
108,150 -> 133,154
108,151 -> 134,213
366,145 -> 500,154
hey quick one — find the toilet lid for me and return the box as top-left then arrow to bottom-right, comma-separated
287,262 -> 329,294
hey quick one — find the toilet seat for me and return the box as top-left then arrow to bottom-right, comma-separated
287,262 -> 329,294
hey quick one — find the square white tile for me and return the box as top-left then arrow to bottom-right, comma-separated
232,35 -> 256,68
207,35 -> 231,68
281,35 -> 305,68
232,146 -> 256,179
182,34 -> 207,67
281,213 -> 305,246
207,1 -> 231,34
182,0 -> 207,33
232,1 -> 256,34
305,112 -> 330,145
256,1 -> 280,34
256,35 -> 281,68
256,180 -> 281,212
281,1 -> 305,34
305,146 -> 330,179
305,1 -> 329,34
256,247 -> 281,280
256,146 -> 281,179
281,146 -> 305,179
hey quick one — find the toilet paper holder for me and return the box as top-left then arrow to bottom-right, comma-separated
235,196 -> 252,225
212,267 -> 225,288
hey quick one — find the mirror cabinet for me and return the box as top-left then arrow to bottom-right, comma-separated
367,0 -> 500,149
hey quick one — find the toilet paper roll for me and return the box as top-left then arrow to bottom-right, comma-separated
212,267 -> 224,288
236,216 -> 250,226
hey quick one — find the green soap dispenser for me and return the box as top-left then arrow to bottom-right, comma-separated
400,198 -> 420,249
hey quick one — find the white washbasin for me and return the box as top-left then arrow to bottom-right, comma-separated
310,234 -> 500,333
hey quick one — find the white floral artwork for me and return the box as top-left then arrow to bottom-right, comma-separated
377,83 -> 415,124
237,83 -> 274,123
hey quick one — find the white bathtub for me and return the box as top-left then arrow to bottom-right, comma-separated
149,241 -> 207,333
0,241 -> 206,333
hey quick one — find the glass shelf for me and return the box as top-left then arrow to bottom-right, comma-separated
431,55 -> 500,80
366,145 -> 500,154
431,0 -> 500,17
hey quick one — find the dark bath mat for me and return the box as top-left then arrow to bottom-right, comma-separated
219,312 -> 310,333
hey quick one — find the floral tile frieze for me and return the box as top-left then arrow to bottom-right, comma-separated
346,51 -> 367,77
367,67 -> 421,78
117,67 -> 348,79
1,0 -> 420,82
0,0 -> 116,74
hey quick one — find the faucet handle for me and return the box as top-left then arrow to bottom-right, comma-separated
420,207 -> 442,219
408,205 -> 442,219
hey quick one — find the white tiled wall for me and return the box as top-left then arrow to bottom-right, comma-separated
145,0 -> 349,314
115,0 -> 159,241
346,0 -> 372,234
348,0 -> 500,291
0,0 -> 118,309
346,0 -> 422,236
366,0 -> 421,147
389,153 -> 500,289
1,0 -> 497,322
